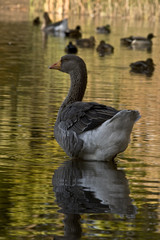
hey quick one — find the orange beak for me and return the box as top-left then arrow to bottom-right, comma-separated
49,60 -> 61,70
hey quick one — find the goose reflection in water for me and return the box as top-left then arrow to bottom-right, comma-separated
52,159 -> 136,239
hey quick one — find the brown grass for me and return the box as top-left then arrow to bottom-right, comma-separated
30,0 -> 160,20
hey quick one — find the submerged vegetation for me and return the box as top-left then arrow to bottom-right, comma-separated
30,0 -> 160,19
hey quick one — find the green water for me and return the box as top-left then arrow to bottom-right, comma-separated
0,17 -> 160,239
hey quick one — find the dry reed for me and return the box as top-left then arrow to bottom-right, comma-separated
30,0 -> 160,20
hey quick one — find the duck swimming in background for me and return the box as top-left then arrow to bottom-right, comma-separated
96,40 -> 114,56
65,41 -> 78,54
33,16 -> 41,26
121,33 -> 155,47
65,25 -> 82,39
42,12 -> 68,34
120,35 -> 134,46
49,55 -> 140,161
130,58 -> 155,77
96,24 -> 111,34
76,36 -> 95,48
131,33 -> 155,47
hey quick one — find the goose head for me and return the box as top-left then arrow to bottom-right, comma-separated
49,55 -> 86,75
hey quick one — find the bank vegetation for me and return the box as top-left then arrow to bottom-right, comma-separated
30,0 -> 160,20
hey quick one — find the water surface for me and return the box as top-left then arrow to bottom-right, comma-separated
0,16 -> 160,239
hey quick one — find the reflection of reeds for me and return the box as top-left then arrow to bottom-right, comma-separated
31,0 -> 160,19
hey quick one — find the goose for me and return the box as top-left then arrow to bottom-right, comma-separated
96,40 -> 114,56
130,58 -> 155,76
42,12 -> 68,34
96,24 -> 111,34
49,55 -> 140,161
65,41 -> 78,54
76,36 -> 95,48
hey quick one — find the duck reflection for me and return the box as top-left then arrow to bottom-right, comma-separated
42,31 -> 48,49
52,159 -> 136,239
131,44 -> 152,53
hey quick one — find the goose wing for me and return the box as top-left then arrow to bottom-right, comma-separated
58,102 -> 119,135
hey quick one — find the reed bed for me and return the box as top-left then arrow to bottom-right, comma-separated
30,0 -> 160,20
